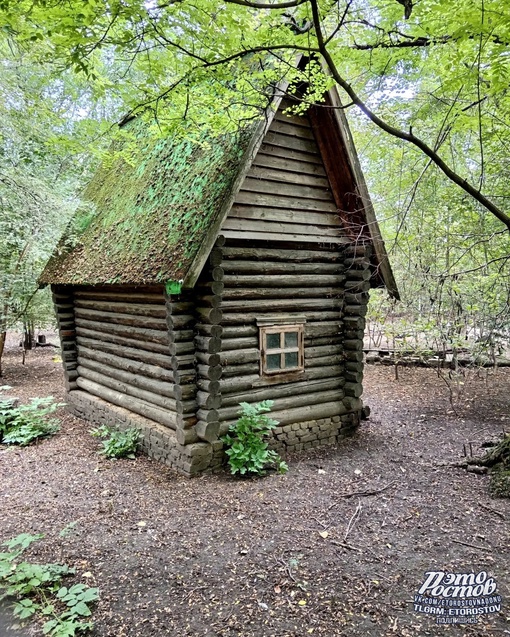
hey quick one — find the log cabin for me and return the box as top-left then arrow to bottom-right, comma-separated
40,81 -> 398,476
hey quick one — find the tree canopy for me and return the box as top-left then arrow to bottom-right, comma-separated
1,0 -> 510,229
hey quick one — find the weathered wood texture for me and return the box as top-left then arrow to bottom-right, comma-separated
192,244 -> 224,444
73,285 -> 179,429
221,110 -> 349,244
51,285 -> 78,391
217,241 -> 347,425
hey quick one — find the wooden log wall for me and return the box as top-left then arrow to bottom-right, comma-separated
52,285 -> 78,392
73,285 -> 180,429
164,290 -> 199,445
217,241 -> 347,431
192,239 -> 224,443
342,243 -> 372,400
221,107 -> 351,246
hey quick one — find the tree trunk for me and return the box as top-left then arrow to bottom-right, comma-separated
0,331 -> 6,377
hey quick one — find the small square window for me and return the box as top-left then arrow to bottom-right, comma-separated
258,320 -> 305,376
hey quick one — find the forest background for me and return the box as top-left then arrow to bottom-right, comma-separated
0,0 -> 509,375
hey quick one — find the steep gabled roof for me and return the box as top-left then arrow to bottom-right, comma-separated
40,81 -> 398,297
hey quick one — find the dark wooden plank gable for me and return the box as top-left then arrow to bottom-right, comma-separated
220,103 -> 350,244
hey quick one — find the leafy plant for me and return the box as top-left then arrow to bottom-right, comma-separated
0,533 -> 98,636
90,425 -> 140,459
0,396 -> 62,446
222,401 -> 288,476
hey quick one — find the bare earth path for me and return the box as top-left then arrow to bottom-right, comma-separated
0,346 -> 509,637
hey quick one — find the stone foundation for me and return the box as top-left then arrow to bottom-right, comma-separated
67,389 -> 361,476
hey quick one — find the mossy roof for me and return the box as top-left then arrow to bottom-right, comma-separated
40,119 -> 255,287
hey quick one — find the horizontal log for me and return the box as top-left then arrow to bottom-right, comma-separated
219,388 -> 345,421
246,165 -> 329,188
74,318 -> 168,345
194,336 -> 222,354
74,298 -> 166,318
344,244 -> 371,257
305,321 -> 342,338
223,274 -> 344,288
222,218 -> 343,240
222,261 -> 344,276
165,314 -> 195,331
77,365 -> 177,411
195,421 -> 220,443
221,348 -> 260,366
306,354 -> 344,367
222,287 -> 341,300
222,245 -> 343,261
269,401 -> 347,426
76,377 -> 177,429
344,257 -> 371,269
306,344 -> 344,359
196,391 -> 221,410
223,325 -> 258,338
269,118 -> 315,140
195,281 -> 224,296
220,362 -> 259,378
262,131 -> 319,155
252,151 -> 326,177
234,190 -> 337,213
195,324 -> 223,338
167,329 -> 194,344
77,345 -> 174,382
74,307 -> 167,330
240,176 -> 334,202
168,342 -> 195,357
75,326 -> 169,355
220,365 -> 344,396
221,337 -> 258,352
304,336 -> 343,348
77,358 -> 176,398
195,307 -> 222,324
196,408 -> 219,423
197,379 -> 220,394
221,310 -> 342,326
211,266 -> 224,281
194,294 -> 221,309
195,352 -> 220,366
221,378 -> 343,408
171,354 -> 195,370
220,298 -> 342,312
73,289 -> 165,304
197,364 -> 223,381
229,204 -> 341,229
76,336 -> 173,369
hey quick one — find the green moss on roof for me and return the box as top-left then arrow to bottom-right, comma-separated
40,119 -> 255,286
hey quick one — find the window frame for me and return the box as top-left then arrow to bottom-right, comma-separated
257,318 -> 306,377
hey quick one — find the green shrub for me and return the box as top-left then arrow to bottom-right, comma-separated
222,400 -> 288,476
90,425 -> 140,459
0,396 -> 62,446
0,533 -> 98,636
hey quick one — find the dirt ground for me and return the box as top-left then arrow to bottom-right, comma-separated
0,342 -> 509,637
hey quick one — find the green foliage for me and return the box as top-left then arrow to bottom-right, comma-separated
90,424 -> 140,459
0,396 -> 62,446
222,401 -> 288,476
0,533 -> 98,636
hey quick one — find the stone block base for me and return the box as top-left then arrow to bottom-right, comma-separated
66,390 -> 362,476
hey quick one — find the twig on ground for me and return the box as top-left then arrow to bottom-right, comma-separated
344,499 -> 362,541
478,503 -> 506,520
452,539 -> 491,551
328,480 -> 397,509
331,540 -> 362,552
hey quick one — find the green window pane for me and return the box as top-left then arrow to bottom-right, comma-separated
284,331 -> 298,348
266,333 -> 280,349
285,351 -> 298,368
267,353 -> 281,370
